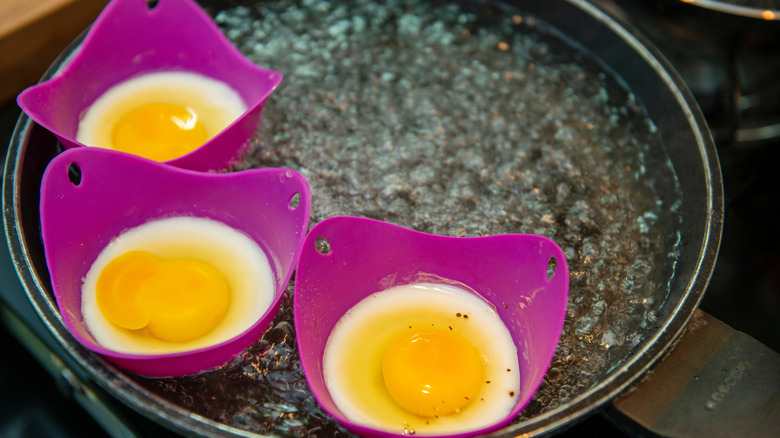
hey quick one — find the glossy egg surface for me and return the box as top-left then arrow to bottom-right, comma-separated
323,282 -> 520,436
81,216 -> 274,355
76,71 -> 246,162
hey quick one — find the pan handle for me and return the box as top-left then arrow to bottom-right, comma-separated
607,309 -> 780,437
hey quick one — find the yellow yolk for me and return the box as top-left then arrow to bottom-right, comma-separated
111,103 -> 209,162
382,328 -> 484,417
77,72 -> 247,162
323,283 -> 520,435
96,251 -> 230,343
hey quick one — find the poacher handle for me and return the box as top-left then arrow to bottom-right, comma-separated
610,310 -> 780,437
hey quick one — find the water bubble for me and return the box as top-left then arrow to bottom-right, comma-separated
600,330 -> 617,349
646,310 -> 658,324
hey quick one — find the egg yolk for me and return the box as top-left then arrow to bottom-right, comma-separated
111,103 -> 209,161
95,251 -> 229,343
382,328 -> 484,417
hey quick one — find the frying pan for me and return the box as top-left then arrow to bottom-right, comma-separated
4,0 -> 770,436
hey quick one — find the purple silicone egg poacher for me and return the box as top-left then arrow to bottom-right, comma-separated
293,216 -> 569,438
39,147 -> 311,377
17,0 -> 282,171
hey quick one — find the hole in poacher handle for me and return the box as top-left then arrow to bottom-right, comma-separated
67,163 -> 82,186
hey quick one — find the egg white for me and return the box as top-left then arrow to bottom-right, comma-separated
76,71 -> 246,152
81,216 -> 275,354
323,282 -> 520,436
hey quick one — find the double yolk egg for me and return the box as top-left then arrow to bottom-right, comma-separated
76,71 -> 246,162
81,217 -> 274,354
323,283 -> 520,436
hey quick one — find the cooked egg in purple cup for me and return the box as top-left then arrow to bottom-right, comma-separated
294,216 -> 569,437
17,0 -> 281,171
40,147 -> 311,377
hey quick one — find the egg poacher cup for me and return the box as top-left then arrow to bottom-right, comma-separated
293,216 -> 569,438
39,147 -> 311,378
16,0 -> 282,172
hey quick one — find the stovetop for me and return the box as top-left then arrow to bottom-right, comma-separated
1,1 -> 778,437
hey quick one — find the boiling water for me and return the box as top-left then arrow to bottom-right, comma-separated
132,0 -> 683,434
